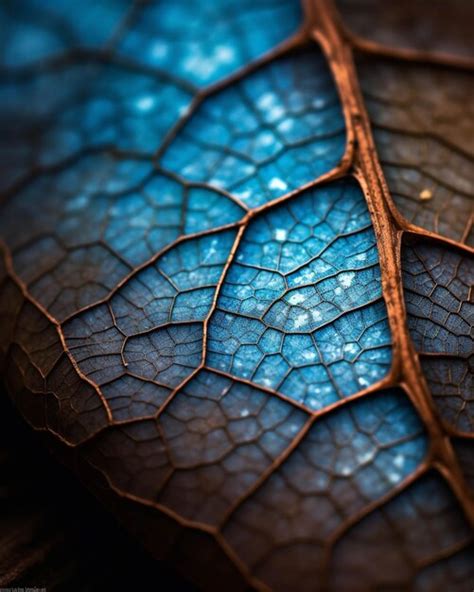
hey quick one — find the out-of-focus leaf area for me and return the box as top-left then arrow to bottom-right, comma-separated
0,387 -> 196,591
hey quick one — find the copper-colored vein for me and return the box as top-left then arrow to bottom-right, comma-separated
311,0 -> 474,530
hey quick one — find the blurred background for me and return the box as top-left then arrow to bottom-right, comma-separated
0,388 -> 196,591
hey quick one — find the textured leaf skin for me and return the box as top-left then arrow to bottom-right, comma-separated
0,1 -> 473,591
358,56 -> 474,246
402,237 -> 474,435
336,0 -> 474,59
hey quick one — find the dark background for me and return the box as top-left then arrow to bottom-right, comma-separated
0,387 -> 196,591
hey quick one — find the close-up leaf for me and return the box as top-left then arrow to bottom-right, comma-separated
0,1 -> 472,590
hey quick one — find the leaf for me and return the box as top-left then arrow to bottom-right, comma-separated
161,47 -> 346,207
206,179 -> 392,409
0,1 -> 473,590
329,473 -> 473,591
0,0 -> 131,67
402,237 -> 474,435
222,390 -> 427,589
358,55 -> 474,245
336,0 -> 474,59
116,0 -> 303,86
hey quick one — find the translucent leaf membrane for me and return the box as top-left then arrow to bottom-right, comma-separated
336,0 -> 474,59
357,55 -> 474,246
117,0 -> 303,86
0,63 -> 193,193
0,0 -> 303,194
0,263 -> 109,445
62,229 -> 238,395
161,47 -> 346,208
329,473 -> 474,591
0,1 -> 473,591
401,236 -> 474,502
0,0 -> 302,80
401,237 -> 474,435
0,154 -> 245,320
0,44 -> 345,320
223,390 -> 428,589
207,179 -> 392,408
85,368 -> 309,525
0,0 -> 131,67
